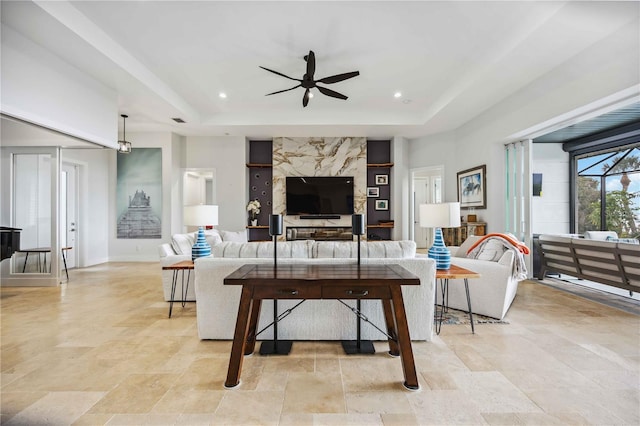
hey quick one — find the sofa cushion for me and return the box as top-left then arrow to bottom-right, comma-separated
220,230 -> 248,243
606,236 -> 639,245
584,231 -> 618,240
171,233 -> 195,255
455,235 -> 482,258
196,229 -> 223,247
212,241 -> 313,258
470,238 -> 506,262
313,241 -> 416,258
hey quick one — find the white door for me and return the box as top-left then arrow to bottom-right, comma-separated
411,167 -> 444,249
61,163 -> 77,270
414,178 -> 429,248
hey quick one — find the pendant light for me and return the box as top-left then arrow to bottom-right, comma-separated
117,114 -> 132,154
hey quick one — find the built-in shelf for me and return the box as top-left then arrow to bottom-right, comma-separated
246,163 -> 272,168
367,223 -> 394,229
246,225 -> 269,229
367,162 -> 394,168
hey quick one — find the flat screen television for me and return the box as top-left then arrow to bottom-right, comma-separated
286,176 -> 354,215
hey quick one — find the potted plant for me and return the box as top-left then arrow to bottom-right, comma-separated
247,199 -> 261,226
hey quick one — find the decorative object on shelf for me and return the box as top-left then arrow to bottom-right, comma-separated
375,174 -> 388,185
260,214 -> 292,356
184,205 -> 218,260
367,187 -> 379,197
375,199 -> 388,210
341,214 -> 375,355
260,50 -> 360,107
246,199 -> 261,225
117,114 -> 132,154
457,165 -> 486,209
419,202 -> 461,270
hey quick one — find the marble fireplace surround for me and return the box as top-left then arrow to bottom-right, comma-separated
272,137 -> 367,239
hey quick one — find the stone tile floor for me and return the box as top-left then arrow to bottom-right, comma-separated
1,262 -> 639,425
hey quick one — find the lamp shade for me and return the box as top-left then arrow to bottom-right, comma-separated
184,205 -> 219,227
419,202 -> 461,228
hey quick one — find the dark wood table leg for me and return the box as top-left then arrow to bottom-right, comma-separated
390,286 -> 419,390
244,298 -> 262,355
381,298 -> 399,356
463,278 -> 475,334
169,270 -> 178,318
225,286 -> 253,388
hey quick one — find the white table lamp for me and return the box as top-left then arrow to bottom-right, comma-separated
184,205 -> 218,260
419,202 -> 461,270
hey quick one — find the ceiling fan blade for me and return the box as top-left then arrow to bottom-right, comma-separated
317,85 -> 348,100
305,51 -> 316,79
265,84 -> 301,96
259,66 -> 301,82
303,88 -> 310,107
317,71 -> 360,84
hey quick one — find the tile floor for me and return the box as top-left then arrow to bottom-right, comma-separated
1,262 -> 639,425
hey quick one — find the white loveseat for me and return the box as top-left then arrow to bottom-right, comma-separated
193,240 -> 436,342
435,235 -> 524,320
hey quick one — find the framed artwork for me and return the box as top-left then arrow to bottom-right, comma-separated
367,187 -> 379,197
116,148 -> 162,238
457,164 -> 486,209
375,199 -> 389,210
375,174 -> 388,185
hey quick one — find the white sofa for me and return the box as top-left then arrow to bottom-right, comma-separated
158,229 -> 247,301
434,235 -> 524,320
193,240 -> 436,342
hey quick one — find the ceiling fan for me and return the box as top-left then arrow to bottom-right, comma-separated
260,50 -> 360,107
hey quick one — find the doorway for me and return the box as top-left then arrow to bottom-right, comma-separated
410,166 -> 444,248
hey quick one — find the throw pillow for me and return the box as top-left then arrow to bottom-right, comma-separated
456,235 -> 481,257
469,239 -> 506,262
220,230 -> 248,243
171,233 -> 194,255
606,236 -> 640,245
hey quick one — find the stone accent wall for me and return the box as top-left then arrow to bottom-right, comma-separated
273,137 -> 366,236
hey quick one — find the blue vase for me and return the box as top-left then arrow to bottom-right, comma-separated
191,227 -> 211,260
428,228 -> 451,270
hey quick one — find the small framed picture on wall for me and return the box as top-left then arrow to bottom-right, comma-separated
375,199 -> 389,210
367,187 -> 379,197
375,174 -> 389,185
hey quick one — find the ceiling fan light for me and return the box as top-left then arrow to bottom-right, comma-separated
308,92 -> 314,98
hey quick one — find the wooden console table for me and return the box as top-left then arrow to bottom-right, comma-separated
223,263 -> 421,390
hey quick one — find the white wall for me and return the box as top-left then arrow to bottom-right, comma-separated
61,149 -> 110,267
408,20 -> 639,235
0,26 -> 118,148
184,136 -> 247,233
532,144 -> 570,235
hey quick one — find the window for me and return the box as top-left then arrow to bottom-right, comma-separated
575,145 -> 640,238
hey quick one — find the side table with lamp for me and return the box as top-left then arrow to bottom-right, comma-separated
419,202 -> 480,334
164,205 -> 217,318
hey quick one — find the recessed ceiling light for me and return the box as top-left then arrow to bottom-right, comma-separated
394,92 -> 402,98
219,92 -> 227,99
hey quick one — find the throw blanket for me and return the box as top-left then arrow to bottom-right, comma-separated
467,233 -> 529,280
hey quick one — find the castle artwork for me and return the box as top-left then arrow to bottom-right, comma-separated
116,148 -> 162,239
